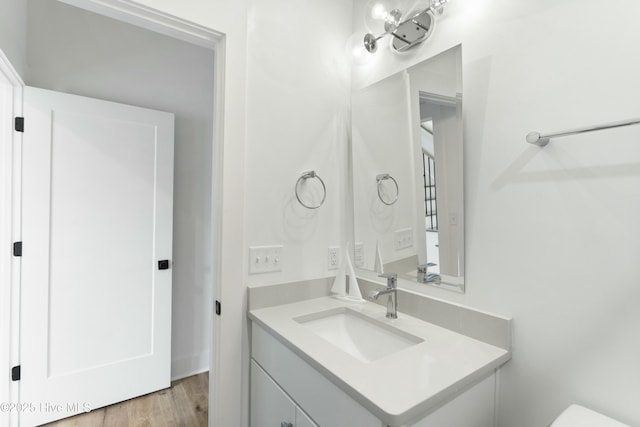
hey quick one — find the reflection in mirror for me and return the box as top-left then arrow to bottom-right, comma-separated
351,45 -> 464,292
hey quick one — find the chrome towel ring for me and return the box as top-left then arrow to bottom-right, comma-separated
295,171 -> 326,209
376,173 -> 399,206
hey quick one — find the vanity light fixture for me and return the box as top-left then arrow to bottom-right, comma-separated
363,0 -> 449,54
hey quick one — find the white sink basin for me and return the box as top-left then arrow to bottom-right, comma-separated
294,307 -> 423,362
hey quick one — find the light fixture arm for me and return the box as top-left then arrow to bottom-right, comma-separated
363,8 -> 402,54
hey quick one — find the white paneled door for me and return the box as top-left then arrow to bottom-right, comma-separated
20,87 -> 174,426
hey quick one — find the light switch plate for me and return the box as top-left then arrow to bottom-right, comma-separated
248,245 -> 283,274
394,228 -> 413,250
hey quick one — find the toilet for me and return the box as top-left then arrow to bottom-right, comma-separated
551,405 -> 629,427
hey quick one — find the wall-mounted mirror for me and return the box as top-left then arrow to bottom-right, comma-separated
351,44 -> 464,292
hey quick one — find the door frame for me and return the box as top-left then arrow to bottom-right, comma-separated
3,1 -> 229,426
0,48 -> 24,427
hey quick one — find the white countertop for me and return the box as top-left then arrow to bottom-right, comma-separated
249,296 -> 511,425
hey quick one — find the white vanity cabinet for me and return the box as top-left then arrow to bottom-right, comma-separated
251,360 -> 317,427
251,323 -> 382,427
250,321 -> 499,427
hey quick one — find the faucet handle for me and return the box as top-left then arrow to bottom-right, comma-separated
378,272 -> 397,288
418,262 -> 437,268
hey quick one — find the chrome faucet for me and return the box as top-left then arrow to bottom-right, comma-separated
417,263 -> 441,284
367,273 -> 398,319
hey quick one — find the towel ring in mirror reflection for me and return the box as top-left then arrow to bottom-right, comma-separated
376,173 -> 399,205
295,171 -> 326,209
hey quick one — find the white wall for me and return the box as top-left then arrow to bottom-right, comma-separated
0,0 -> 27,77
243,0 -> 354,286
353,0 -> 640,426
25,0 -> 215,380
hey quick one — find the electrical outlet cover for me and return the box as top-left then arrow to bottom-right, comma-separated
328,246 -> 340,270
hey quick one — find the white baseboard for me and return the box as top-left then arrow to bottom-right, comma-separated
171,351 -> 210,381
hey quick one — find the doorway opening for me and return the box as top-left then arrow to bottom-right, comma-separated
6,1 -> 225,425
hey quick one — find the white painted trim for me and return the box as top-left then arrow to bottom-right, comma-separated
14,2 -> 228,426
9,84 -> 22,427
0,48 -> 24,427
0,59 -> 13,427
58,0 -> 223,50
0,50 -> 24,86
209,36 -> 227,427
170,351 -> 210,382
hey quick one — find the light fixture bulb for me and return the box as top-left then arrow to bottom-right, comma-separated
429,0 -> 448,16
371,3 -> 388,20
384,9 -> 402,32
364,0 -> 402,33
345,32 -> 375,65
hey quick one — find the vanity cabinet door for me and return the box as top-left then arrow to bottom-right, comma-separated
251,360 -> 296,427
295,408 -> 318,427
251,360 -> 319,427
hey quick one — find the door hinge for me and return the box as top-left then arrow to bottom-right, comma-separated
13,241 -> 22,257
11,365 -> 20,381
215,300 -> 221,316
14,117 -> 24,133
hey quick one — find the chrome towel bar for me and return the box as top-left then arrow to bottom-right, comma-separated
295,171 -> 326,209
527,117 -> 640,146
